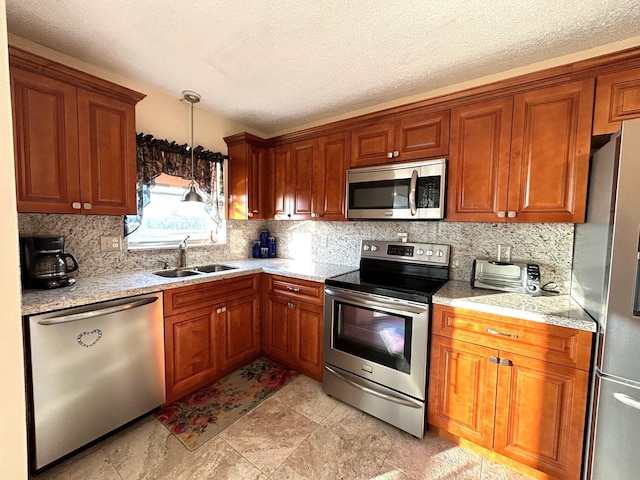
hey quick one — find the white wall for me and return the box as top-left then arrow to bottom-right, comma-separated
0,1 -> 28,478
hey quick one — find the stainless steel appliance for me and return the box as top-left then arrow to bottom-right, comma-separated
19,236 -> 78,289
571,119 -> 640,480
323,240 -> 450,437
24,293 -> 165,471
346,158 -> 446,220
471,258 -> 541,296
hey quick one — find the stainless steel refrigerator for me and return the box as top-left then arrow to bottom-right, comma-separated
571,118 -> 640,480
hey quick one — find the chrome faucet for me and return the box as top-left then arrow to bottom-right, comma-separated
178,236 -> 189,268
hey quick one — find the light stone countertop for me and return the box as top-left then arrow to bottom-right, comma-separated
433,280 -> 597,333
22,263 -> 597,334
21,259 -> 358,316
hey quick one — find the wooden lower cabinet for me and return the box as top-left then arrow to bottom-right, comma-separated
262,275 -> 324,380
163,275 -> 261,403
428,305 -> 592,480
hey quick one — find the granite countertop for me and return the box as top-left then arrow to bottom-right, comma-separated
433,280 -> 597,333
21,259 -> 358,316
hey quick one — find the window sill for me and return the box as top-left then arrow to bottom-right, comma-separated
127,239 -> 226,251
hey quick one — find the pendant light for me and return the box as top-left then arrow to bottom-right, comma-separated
181,90 -> 204,202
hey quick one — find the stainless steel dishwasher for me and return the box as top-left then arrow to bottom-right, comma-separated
24,292 -> 165,471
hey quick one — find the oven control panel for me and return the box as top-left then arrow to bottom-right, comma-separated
361,240 -> 450,265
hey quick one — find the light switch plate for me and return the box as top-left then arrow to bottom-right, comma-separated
497,244 -> 511,262
100,235 -> 121,252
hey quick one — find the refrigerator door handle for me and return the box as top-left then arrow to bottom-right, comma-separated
614,392 -> 640,410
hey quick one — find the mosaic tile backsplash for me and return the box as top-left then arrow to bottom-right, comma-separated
18,214 -> 574,291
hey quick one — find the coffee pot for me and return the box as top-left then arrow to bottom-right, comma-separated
20,236 -> 78,289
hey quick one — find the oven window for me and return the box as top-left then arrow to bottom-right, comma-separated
349,179 -> 411,209
333,302 -> 412,373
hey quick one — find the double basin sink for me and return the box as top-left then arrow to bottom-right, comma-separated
152,264 -> 236,278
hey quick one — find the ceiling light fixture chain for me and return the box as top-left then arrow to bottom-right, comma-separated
181,89 -> 204,202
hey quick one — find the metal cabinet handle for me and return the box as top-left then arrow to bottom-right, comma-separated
488,356 -> 499,364
614,393 -> 640,410
386,152 -> 393,159
216,306 -> 227,314
37,296 -> 158,325
286,286 -> 300,292
83,203 -> 92,210
287,302 -> 296,309
499,358 -> 513,367
497,211 -> 506,218
72,202 -> 82,210
507,211 -> 516,218
247,212 -> 254,218
393,151 -> 399,157
486,328 -> 518,339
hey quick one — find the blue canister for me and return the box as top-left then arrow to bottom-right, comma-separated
252,240 -> 261,258
268,236 -> 277,258
260,247 -> 269,258
259,230 -> 269,247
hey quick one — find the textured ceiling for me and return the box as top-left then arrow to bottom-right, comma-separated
5,1 -> 640,135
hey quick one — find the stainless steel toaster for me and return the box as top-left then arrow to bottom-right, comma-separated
471,258 -> 541,296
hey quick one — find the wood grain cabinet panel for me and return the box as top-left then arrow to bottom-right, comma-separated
593,66 -> 640,135
428,304 -> 592,480
9,47 -> 143,215
317,132 -> 349,220
218,294 -> 261,371
268,144 -> 291,218
447,80 -> 593,223
262,275 -> 324,380
224,133 -> 266,219
351,110 -> 449,167
290,139 -> 317,218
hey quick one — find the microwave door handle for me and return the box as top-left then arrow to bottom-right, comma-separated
410,170 -> 418,216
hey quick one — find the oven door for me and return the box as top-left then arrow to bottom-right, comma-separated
323,286 -> 429,400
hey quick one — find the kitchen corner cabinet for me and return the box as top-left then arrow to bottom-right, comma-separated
163,275 -> 261,403
269,132 -> 349,221
224,132 -> 266,219
350,110 -> 450,167
447,79 -> 594,223
428,304 -> 592,480
262,275 -> 324,380
593,66 -> 640,135
9,47 -> 144,215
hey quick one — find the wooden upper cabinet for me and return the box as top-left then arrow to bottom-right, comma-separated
9,47 -> 144,215
225,132 -> 266,219
508,79 -> 594,223
317,132 -> 349,220
447,97 -> 513,222
593,66 -> 640,135
447,80 -> 594,223
350,110 -> 449,167
269,144 -> 291,219
289,139 -> 317,219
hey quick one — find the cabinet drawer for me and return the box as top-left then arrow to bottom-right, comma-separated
431,305 -> 592,370
164,274 -> 261,316
265,274 -> 323,305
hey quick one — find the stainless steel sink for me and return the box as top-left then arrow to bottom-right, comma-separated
152,268 -> 203,278
192,264 -> 237,273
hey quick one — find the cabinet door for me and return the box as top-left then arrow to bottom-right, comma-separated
394,110 -> 450,161
290,300 -> 324,381
164,306 -> 218,403
428,335 -> 498,449
494,352 -> 589,480
226,136 -> 265,219
247,144 -> 264,219
447,97 -> 513,222
593,67 -> 640,135
218,294 -> 261,373
269,145 -> 291,219
317,132 -> 349,220
508,79 -> 594,223
77,89 -> 137,215
10,67 -> 81,214
289,139 -> 317,219
262,294 -> 293,364
350,121 -> 395,167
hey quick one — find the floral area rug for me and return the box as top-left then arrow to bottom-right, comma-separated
156,357 -> 298,450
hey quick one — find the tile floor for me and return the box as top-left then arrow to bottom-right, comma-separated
32,375 -> 531,480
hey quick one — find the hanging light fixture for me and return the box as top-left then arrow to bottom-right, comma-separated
181,90 -> 204,202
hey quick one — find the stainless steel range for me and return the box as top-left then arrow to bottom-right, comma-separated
323,240 -> 450,437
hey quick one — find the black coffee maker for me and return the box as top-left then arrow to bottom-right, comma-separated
20,236 -> 79,289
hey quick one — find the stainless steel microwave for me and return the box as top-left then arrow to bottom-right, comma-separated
346,158 -> 446,220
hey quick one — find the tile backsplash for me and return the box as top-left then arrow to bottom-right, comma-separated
18,214 -> 574,291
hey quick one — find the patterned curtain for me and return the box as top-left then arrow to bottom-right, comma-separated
124,133 -> 227,236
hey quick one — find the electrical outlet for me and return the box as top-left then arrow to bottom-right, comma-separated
497,244 -> 511,262
100,235 -> 122,252
320,235 -> 328,248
